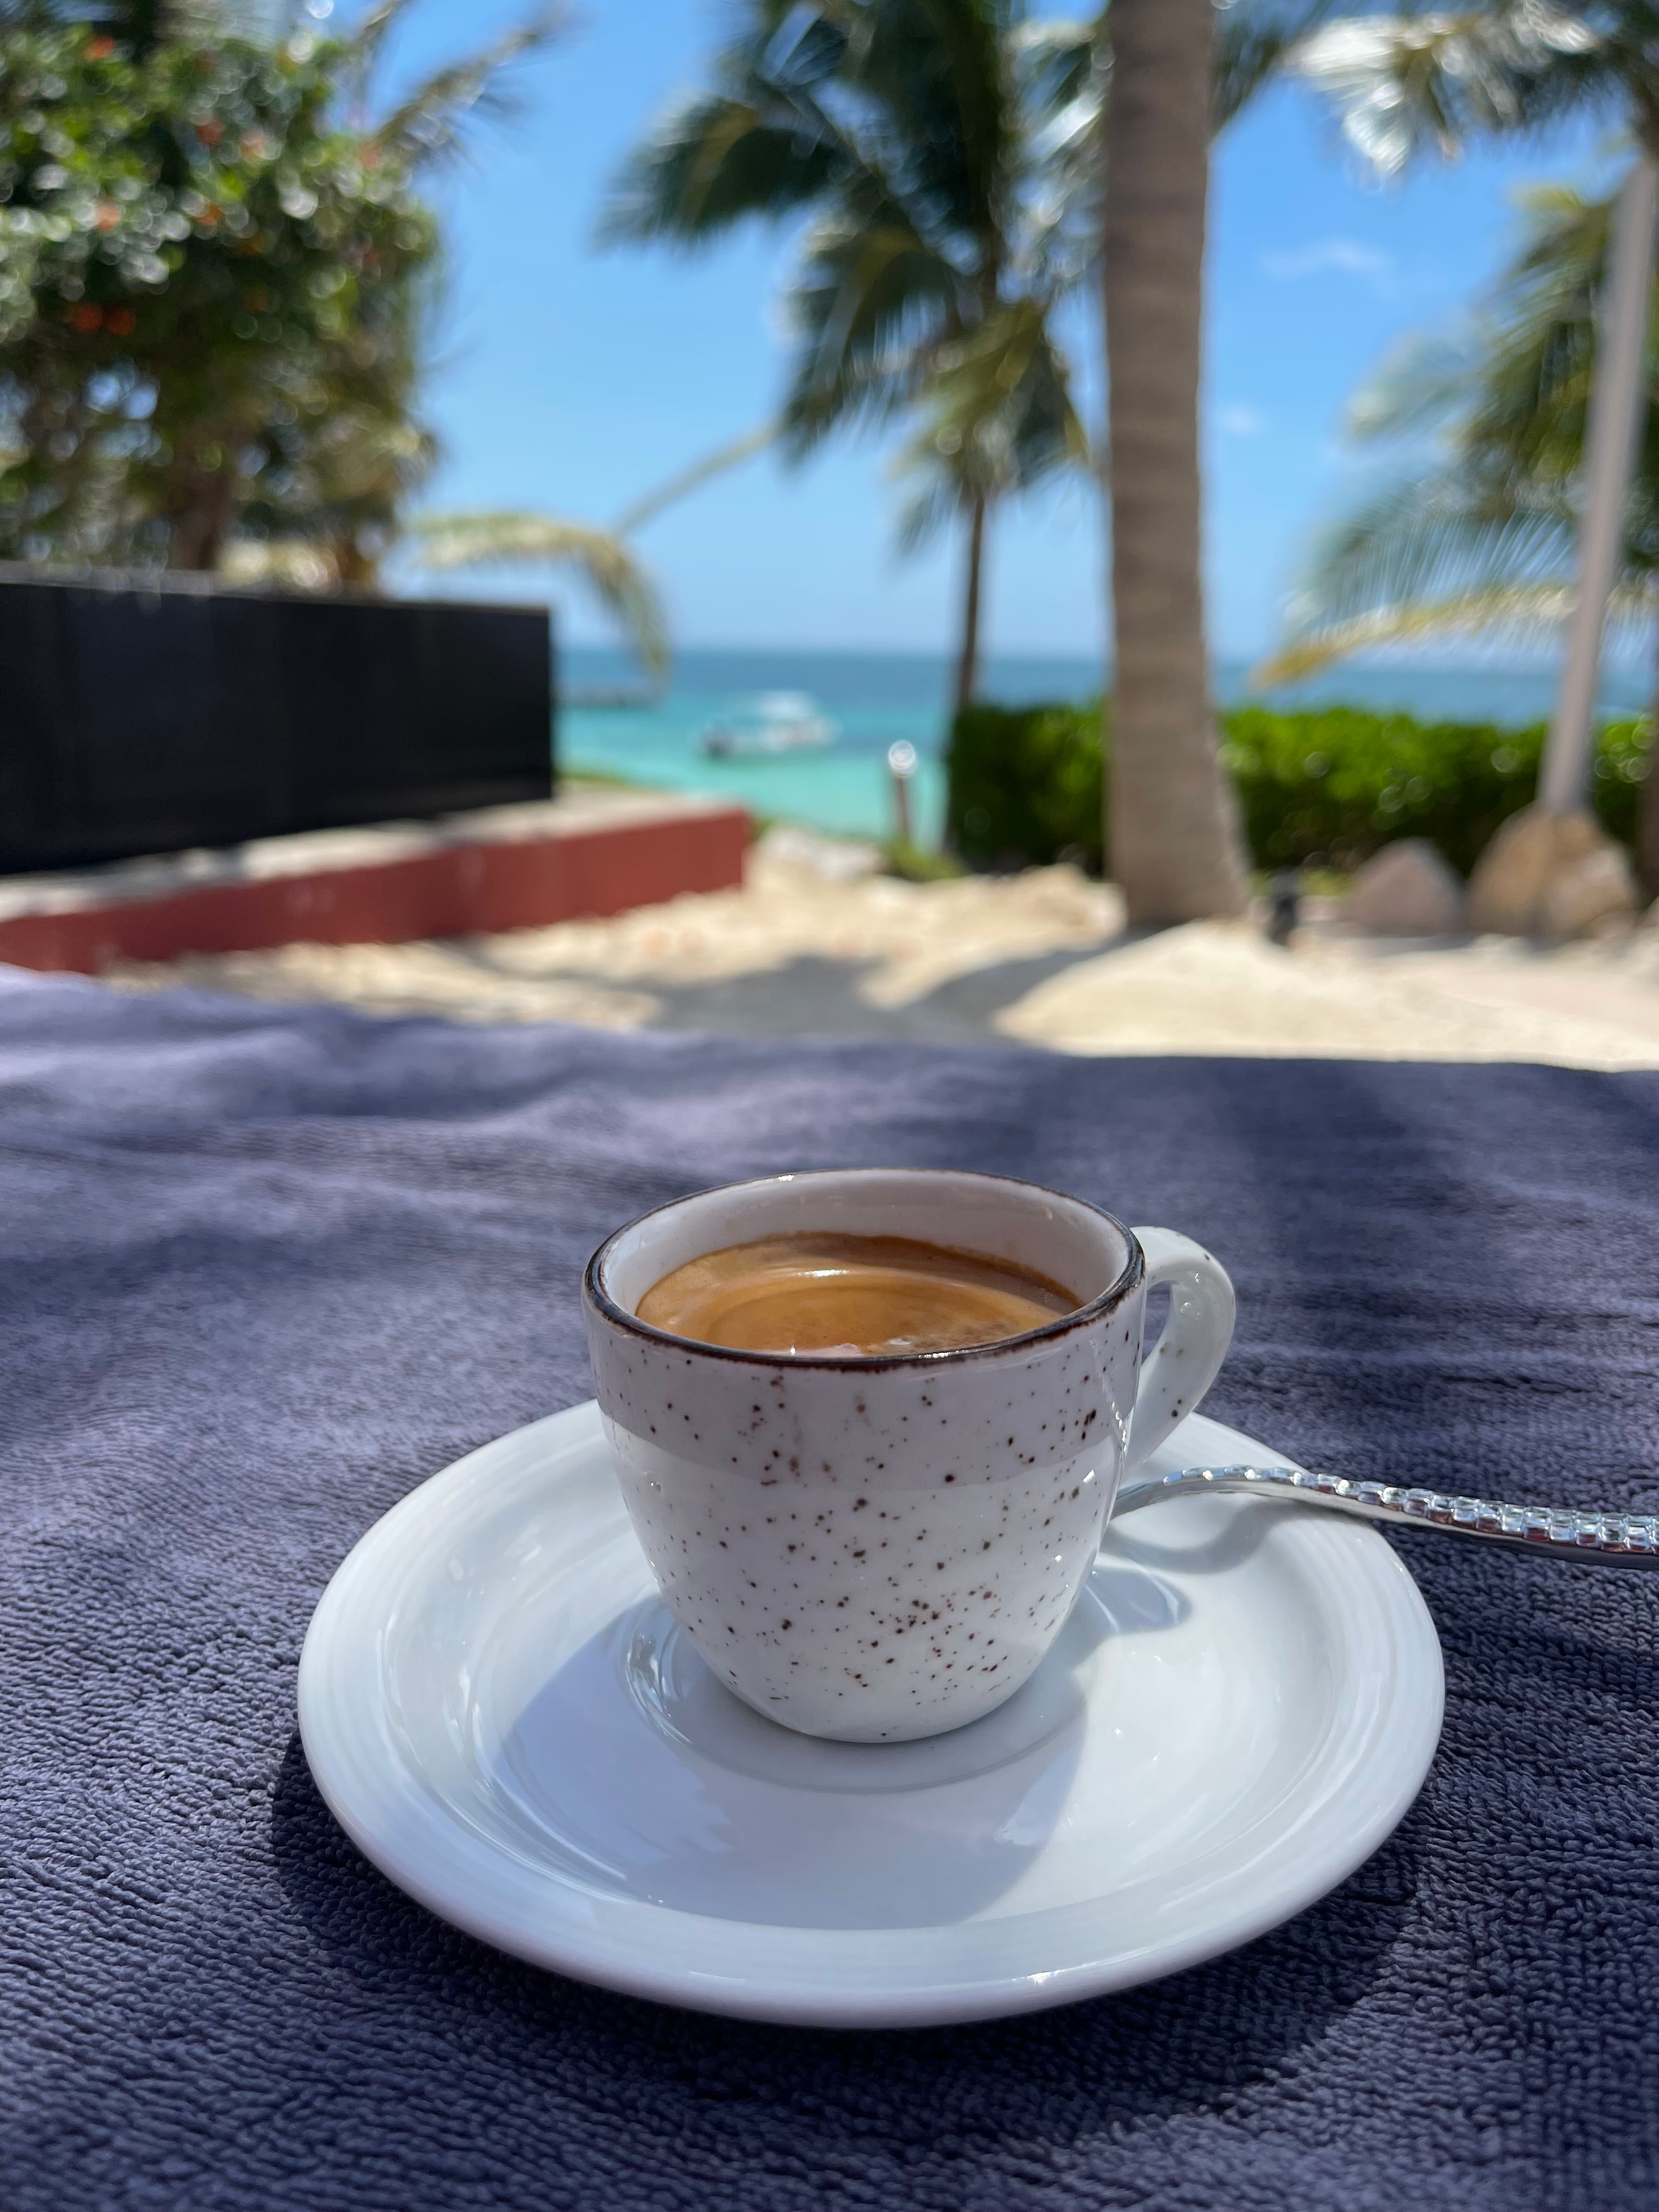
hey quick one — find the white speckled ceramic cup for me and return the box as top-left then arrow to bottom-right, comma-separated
583,1170 -> 1233,1743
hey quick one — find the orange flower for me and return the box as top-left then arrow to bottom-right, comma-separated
106,307 -> 136,336
198,119 -> 223,146
86,35 -> 116,60
93,203 -> 120,232
69,303 -> 103,332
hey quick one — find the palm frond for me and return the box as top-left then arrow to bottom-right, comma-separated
367,8 -> 566,173
1011,14 -> 1106,290
1455,185 -> 1609,474
601,2 -> 1005,268
1212,0 -> 1350,133
408,512 -> 668,678
613,422 -> 776,534
890,301 -> 1091,528
1255,577 -> 1657,684
1007,16 -> 1098,120
346,0 -> 417,87
595,7 -> 911,251
1345,327 -> 1482,442
599,89 -> 850,246
892,472 -> 960,555
757,4 -> 852,92
1337,180 -> 1659,522
1284,472 -> 1580,632
780,196 -> 963,445
1289,7 -> 1618,176
1339,184 -> 1609,474
840,0 -> 1012,255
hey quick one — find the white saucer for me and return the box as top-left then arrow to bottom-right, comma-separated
298,1401 -> 1443,2027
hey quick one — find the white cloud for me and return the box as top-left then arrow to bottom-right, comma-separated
1218,403 -> 1266,437
1261,238 -> 1393,281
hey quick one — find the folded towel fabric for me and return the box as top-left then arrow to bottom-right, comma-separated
3,969 -> 1656,2212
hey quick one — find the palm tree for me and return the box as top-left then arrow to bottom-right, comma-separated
977,0 -> 1334,921
890,298 -> 1090,709
599,0 -> 1336,899
600,0 -> 1087,716
1289,4 -> 1659,827
1257,182 -> 1659,891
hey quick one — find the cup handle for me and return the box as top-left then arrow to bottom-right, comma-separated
1124,1228 -> 1236,1473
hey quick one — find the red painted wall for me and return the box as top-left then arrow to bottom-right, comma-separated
0,808 -> 749,975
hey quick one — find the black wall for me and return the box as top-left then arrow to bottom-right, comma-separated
0,569 -> 555,874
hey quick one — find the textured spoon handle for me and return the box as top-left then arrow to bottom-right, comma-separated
1113,1463 -> 1659,1568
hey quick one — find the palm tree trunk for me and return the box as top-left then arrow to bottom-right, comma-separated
1539,156 -> 1658,815
1102,0 -> 1249,924
954,493 -> 987,718
1639,628 -> 1659,902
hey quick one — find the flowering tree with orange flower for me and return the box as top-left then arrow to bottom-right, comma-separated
0,2 -> 549,576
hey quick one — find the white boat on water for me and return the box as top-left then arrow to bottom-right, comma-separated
699,692 -> 837,759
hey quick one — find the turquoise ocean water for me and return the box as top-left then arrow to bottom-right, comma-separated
559,646 -> 1651,846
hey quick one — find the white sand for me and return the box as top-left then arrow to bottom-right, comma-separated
106,827 -> 1659,1069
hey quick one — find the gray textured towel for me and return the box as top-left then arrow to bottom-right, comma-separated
4,968 -> 1657,2211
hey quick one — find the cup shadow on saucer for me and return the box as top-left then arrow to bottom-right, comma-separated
475,1555 -> 1190,1933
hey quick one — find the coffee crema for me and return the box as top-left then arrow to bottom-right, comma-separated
634,1231 -> 1079,1357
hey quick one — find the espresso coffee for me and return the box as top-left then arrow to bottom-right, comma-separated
635,1231 -> 1078,1356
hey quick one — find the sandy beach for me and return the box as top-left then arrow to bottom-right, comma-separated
104,826 -> 1659,1069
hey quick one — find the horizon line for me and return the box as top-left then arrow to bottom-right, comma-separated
557,637 -> 1649,676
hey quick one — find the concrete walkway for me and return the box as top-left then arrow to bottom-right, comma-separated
104,826 -> 1659,1069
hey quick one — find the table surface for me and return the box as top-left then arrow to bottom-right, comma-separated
4,968 -> 1657,2212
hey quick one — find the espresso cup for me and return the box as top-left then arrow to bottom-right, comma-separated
583,1169 -> 1233,1744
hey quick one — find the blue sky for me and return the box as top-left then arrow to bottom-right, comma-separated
370,0 -> 1620,663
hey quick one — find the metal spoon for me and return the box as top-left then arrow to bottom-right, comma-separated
1113,1462 -> 1659,1568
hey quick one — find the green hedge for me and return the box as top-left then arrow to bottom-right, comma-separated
947,702 -> 1106,872
944,699 -> 1652,876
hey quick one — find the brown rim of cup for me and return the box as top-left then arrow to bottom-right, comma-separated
582,1167 -> 1146,1372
